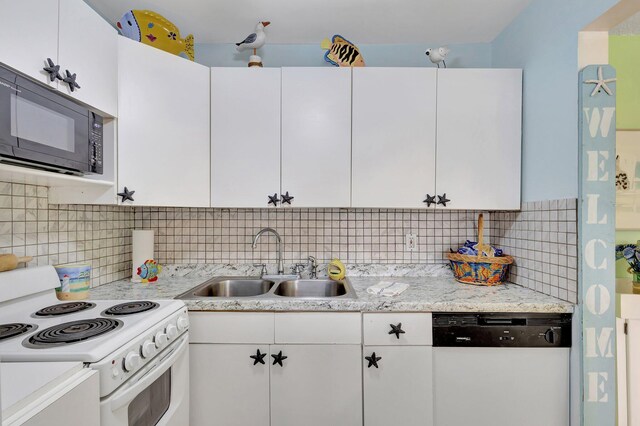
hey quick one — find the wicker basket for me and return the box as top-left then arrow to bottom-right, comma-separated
446,214 -> 513,286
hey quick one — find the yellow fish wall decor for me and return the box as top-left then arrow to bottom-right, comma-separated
321,35 -> 365,67
117,10 -> 194,61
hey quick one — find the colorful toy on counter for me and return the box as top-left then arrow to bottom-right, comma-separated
321,35 -> 365,67
328,258 -> 346,281
117,10 -> 194,61
446,214 -> 513,286
137,259 -> 162,283
236,21 -> 271,67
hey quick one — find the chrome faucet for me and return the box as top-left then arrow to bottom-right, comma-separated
252,227 -> 284,275
307,256 -> 318,279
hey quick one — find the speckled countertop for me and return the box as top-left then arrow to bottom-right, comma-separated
89,264 -> 574,313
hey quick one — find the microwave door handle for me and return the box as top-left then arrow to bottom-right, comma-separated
110,335 -> 188,411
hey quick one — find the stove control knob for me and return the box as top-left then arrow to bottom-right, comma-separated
123,352 -> 141,372
166,324 -> 178,339
177,316 -> 189,332
141,340 -> 156,359
544,329 -> 557,344
155,332 -> 168,349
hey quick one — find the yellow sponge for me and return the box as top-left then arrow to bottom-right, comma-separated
328,259 -> 346,281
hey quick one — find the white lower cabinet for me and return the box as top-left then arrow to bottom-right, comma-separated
190,344 -> 270,426
363,346 -> 434,426
270,344 -> 363,426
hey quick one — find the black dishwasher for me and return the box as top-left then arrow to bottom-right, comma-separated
432,313 -> 572,426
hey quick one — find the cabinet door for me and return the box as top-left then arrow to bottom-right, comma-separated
117,37 -> 210,207
211,68 -> 281,207
363,346 -> 433,426
270,344 -> 363,426
58,0 -> 117,116
436,69 -> 522,210
0,0 -> 59,87
628,319 -> 640,426
352,68 -> 437,208
190,344 -> 270,426
281,68 -> 351,207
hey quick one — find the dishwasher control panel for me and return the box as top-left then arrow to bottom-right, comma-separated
432,313 -> 572,348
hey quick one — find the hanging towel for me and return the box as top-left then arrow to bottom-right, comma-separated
366,281 -> 410,297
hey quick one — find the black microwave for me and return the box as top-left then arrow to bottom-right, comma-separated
0,63 -> 103,175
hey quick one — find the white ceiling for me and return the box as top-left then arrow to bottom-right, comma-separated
85,0 -> 532,45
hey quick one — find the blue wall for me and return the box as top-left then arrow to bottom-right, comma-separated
195,42 -> 492,68
492,0 -> 619,203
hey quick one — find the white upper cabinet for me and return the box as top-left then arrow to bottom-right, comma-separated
436,69 -> 522,210
281,68 -> 352,208
0,0 -> 59,87
58,0 -> 117,116
117,37 -> 210,207
352,68 -> 437,208
211,68 -> 281,208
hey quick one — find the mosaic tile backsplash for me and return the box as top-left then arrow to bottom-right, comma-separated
490,199 -> 579,303
0,182 -> 134,286
0,181 -> 578,302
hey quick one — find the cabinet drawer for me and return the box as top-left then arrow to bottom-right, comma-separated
275,313 -> 361,344
363,313 -> 432,345
189,312 -> 274,344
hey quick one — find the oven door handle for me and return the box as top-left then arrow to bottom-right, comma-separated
110,334 -> 188,411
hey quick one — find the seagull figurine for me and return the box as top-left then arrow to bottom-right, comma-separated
236,21 -> 270,55
584,66 -> 616,97
425,47 -> 450,68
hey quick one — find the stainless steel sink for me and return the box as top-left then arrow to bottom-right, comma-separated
273,279 -> 349,298
176,276 -> 356,300
178,277 -> 274,298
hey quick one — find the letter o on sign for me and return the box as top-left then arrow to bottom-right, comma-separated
585,284 -> 611,316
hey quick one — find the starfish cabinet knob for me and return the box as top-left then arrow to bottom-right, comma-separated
423,194 -> 436,207
437,193 -> 450,207
271,350 -> 288,367
365,352 -> 382,368
250,349 -> 267,365
268,193 -> 280,206
388,323 -> 406,339
118,187 -> 135,203
43,58 -> 62,82
62,70 -> 81,92
281,191 -> 294,205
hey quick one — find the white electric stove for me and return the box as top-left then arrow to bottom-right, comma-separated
0,266 -> 190,426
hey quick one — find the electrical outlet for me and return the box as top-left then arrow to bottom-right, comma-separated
405,233 -> 417,251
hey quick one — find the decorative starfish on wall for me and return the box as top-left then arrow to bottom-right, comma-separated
584,66 -> 616,97
388,323 -> 406,339
43,58 -> 62,82
365,352 -> 382,368
250,349 -> 267,365
118,187 -> 135,202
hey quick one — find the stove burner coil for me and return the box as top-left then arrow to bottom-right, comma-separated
103,301 -> 159,316
0,323 -> 35,341
26,318 -> 122,347
34,302 -> 96,317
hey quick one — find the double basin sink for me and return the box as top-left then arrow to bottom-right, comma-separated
177,276 -> 356,300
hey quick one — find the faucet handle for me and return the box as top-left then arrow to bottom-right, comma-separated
253,263 -> 268,276
291,263 -> 306,276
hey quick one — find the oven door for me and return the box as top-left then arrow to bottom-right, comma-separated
0,73 -> 91,173
101,334 -> 189,426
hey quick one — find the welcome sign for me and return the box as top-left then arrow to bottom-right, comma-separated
579,64 -> 617,425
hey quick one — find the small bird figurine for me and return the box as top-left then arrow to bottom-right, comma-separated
236,21 -> 270,55
425,47 -> 450,68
